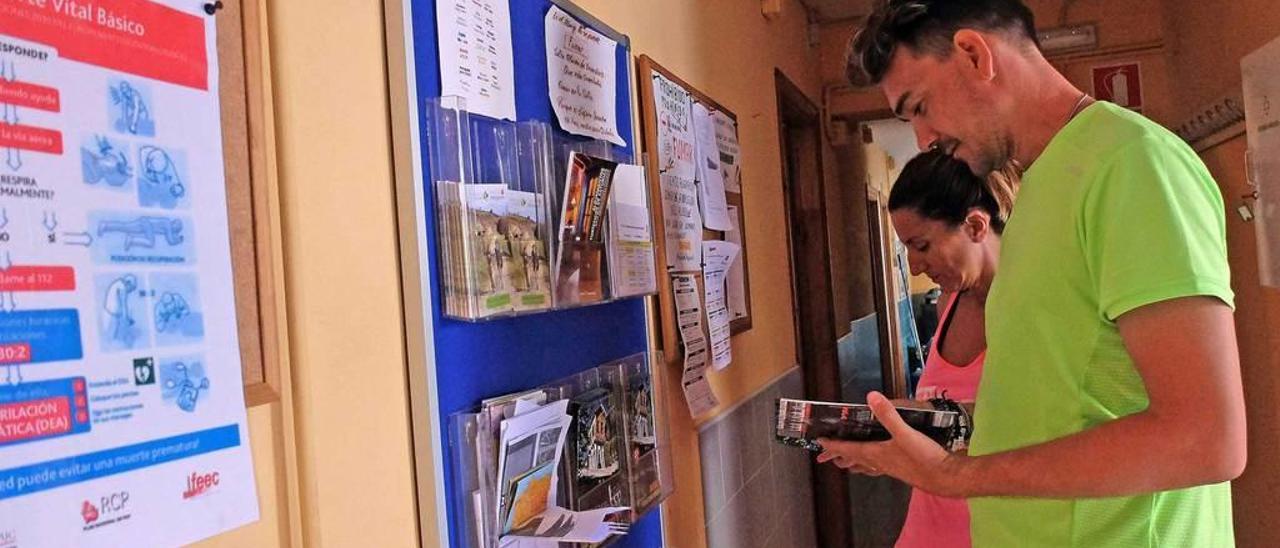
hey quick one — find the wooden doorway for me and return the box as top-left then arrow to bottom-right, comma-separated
776,70 -> 850,548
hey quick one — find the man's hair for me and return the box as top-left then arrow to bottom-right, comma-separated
847,0 -> 1039,87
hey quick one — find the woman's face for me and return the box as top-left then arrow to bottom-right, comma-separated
890,208 -> 990,293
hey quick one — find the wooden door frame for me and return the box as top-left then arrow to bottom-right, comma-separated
866,194 -> 908,399
775,69 -> 851,548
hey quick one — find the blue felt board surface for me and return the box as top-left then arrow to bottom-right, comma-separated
405,0 -> 662,546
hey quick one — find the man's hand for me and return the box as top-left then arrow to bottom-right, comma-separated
815,392 -> 968,497
816,297 -> 1244,500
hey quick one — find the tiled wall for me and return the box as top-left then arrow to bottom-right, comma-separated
698,367 -> 818,548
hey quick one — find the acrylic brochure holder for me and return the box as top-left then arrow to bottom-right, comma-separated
426,96 -> 552,319
446,352 -> 674,548
425,96 -> 657,322
619,354 -> 674,517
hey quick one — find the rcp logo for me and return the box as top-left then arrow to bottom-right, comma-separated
183,470 -> 220,499
80,500 -> 99,524
81,491 -> 131,531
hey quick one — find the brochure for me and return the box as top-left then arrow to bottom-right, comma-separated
502,190 -> 552,311
774,397 -> 959,452
554,153 -> 618,305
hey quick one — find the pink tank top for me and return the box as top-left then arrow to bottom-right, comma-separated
895,292 -> 984,548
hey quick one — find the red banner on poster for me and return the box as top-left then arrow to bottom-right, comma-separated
0,396 -> 72,443
0,80 -> 60,112
0,123 -> 61,154
0,343 -> 31,365
0,266 -> 76,292
0,0 -> 207,90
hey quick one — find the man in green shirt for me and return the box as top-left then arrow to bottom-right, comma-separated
816,1 -> 1246,546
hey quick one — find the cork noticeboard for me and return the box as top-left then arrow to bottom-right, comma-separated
636,55 -> 754,365
215,0 -> 284,406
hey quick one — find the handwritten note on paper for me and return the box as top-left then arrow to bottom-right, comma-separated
660,172 -> 702,271
714,110 -> 742,192
545,6 -> 624,145
436,0 -> 516,120
693,102 -> 732,231
653,73 -> 697,180
652,72 -> 701,271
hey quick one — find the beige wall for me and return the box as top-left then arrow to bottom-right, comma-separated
827,139 -> 878,329
267,0 -> 421,544
1166,1 -> 1280,114
1029,0 -> 1179,127
197,0 -> 424,546
818,25 -> 880,328
1164,2 -> 1280,546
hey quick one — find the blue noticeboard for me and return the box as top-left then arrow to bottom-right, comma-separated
392,1 -> 662,546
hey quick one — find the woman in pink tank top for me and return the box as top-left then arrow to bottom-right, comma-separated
886,150 -> 1017,548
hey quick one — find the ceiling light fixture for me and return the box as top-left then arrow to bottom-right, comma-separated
1038,24 -> 1098,54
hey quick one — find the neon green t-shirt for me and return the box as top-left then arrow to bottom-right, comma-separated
969,101 -> 1236,547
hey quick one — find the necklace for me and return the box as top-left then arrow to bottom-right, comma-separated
1065,92 -> 1092,126
1008,93 -> 1093,177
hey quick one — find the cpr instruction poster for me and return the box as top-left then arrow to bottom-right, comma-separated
0,1 -> 258,545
